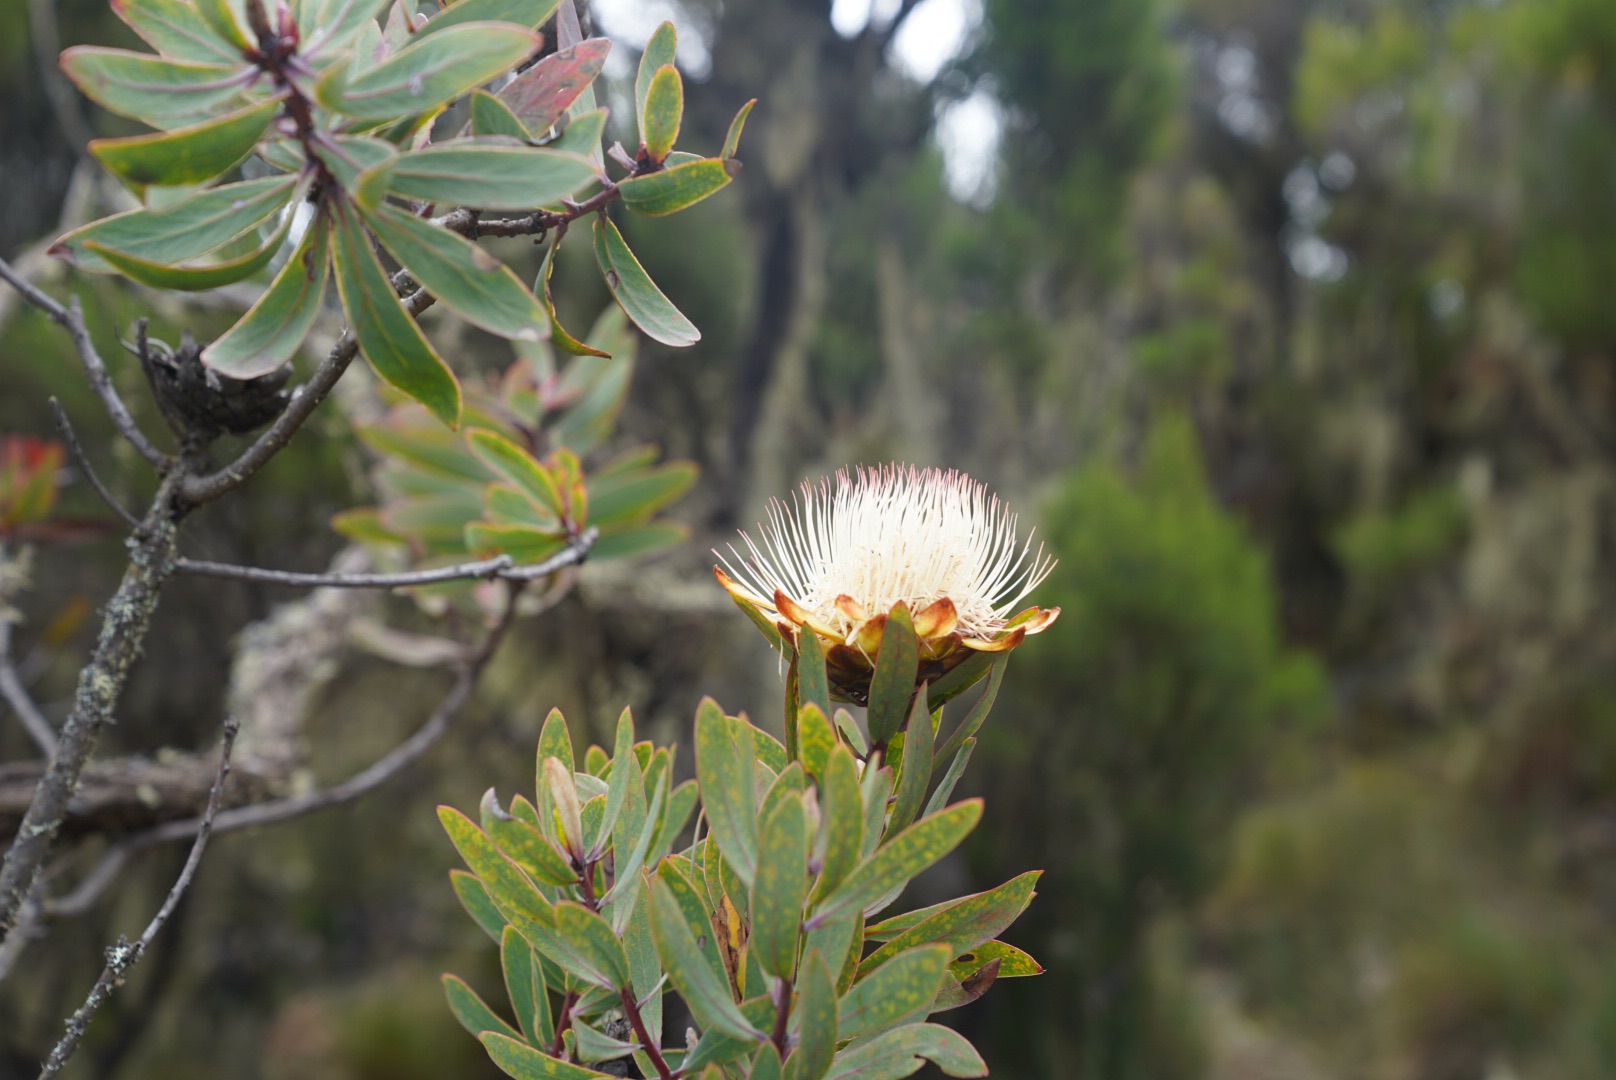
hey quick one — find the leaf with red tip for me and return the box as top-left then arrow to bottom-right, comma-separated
497,37 -> 611,134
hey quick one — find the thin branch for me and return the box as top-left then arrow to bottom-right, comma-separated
0,619 -> 55,756
620,987 -> 675,1080
37,716 -> 239,1080
45,576 -> 535,920
435,179 -> 622,241
49,399 -> 141,531
0,257 -> 168,471
173,527 -> 598,589
178,287 -> 436,505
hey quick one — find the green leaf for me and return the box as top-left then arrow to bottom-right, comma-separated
652,779 -> 699,862
833,708 -> 868,756
933,656 -> 1006,771
59,47 -> 248,126
639,64 -> 682,163
866,604 -> 919,748
571,1017 -> 639,1063
810,801 -> 982,927
650,878 -> 763,1042
358,418 -> 487,482
653,859 -> 726,984
443,974 -> 522,1040
113,0 -> 243,63
792,950 -> 837,1080
695,700 -> 758,887
331,205 -> 462,427
796,704 -> 836,783
751,1046 -> 783,1080
721,98 -> 756,159
438,807 -> 554,928
682,996 -> 775,1073
498,38 -> 611,134
823,1023 -> 987,1080
622,877 -> 662,1048
594,708 -> 637,857
547,106 -> 608,157
539,706 -> 576,776
859,872 -> 1039,976
618,158 -> 737,217
501,924 -> 550,1045
859,763 -> 893,861
924,652 -> 994,710
202,214 -> 330,377
416,0 -> 560,38
331,22 -> 540,120
480,1032 -> 615,1079
923,738 -> 974,820
808,745 -> 862,907
485,484 -> 562,531
586,463 -> 697,526
837,945 -> 949,1041
794,630 -> 831,750
483,792 -> 578,886
548,902 -> 631,990
466,429 -> 564,517
364,203 -> 546,341
89,204 -> 290,291
751,793 -> 808,979
388,140 -> 598,210
301,0 -> 391,58
471,89 -> 533,139
466,523 -> 566,563
592,213 -> 699,347
51,175 -> 293,273
949,939 -> 1043,980
311,135 -> 398,193
193,0 -> 252,52
90,96 -> 278,191
885,692 -> 934,837
536,244 -> 610,357
451,869 -> 507,941
592,523 -> 688,561
634,22 -> 676,142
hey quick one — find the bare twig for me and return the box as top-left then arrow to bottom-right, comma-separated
37,716 -> 239,1080
174,527 -> 599,589
0,475 -> 181,940
49,399 -> 141,530
0,619 -> 55,756
0,257 -> 168,470
179,288 -> 436,505
45,570 -> 543,919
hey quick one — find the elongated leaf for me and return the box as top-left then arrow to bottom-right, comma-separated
365,203 -> 545,340
60,47 -> 248,125
859,764 -> 893,860
330,205 -> 461,427
193,0 -> 251,52
653,860 -> 725,984
810,801 -> 982,927
793,950 -> 837,1080
796,704 -> 836,783
808,745 -> 862,907
639,64 -> 681,163
483,792 -> 578,886
622,879 -> 662,1049
549,902 -> 631,990
571,1017 -> 639,1063
837,945 -> 949,1041
90,204 -> 290,291
471,89 -> 532,139
451,868 -> 507,941
538,707 -> 575,776
547,106 -> 607,156
866,604 -> 919,748
923,737 -> 975,819
634,22 -> 676,142
885,691 -> 934,837
695,700 -> 758,887
389,140 -> 598,210
52,175 -> 293,273
466,429 -> 564,516
650,879 -> 763,1042
681,996 -> 775,1073
823,1023 -> 987,1080
948,939 -> 1043,980
795,630 -> 831,747
619,158 -> 736,217
302,0 -> 391,57
416,0 -> 560,38
480,1032 -> 615,1079
593,216 -> 699,347
933,656 -> 1007,771
443,973 -> 522,1040
721,98 -> 755,159
859,871 -> 1039,977
751,794 -> 807,979
438,806 -> 553,926
534,243 -> 610,357
91,95 -> 277,191
924,652 -> 994,709
498,38 -> 611,134
114,0 -> 243,63
586,464 -> 696,525
501,925 -> 546,1044
202,216 -> 328,376
332,23 -> 539,120
594,708 -> 637,858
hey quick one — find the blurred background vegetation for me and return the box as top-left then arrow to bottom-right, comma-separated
5,0 -> 1616,1077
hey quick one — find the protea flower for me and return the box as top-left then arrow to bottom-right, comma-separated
716,464 -> 1059,704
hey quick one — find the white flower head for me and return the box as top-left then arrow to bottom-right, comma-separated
717,464 -> 1057,647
